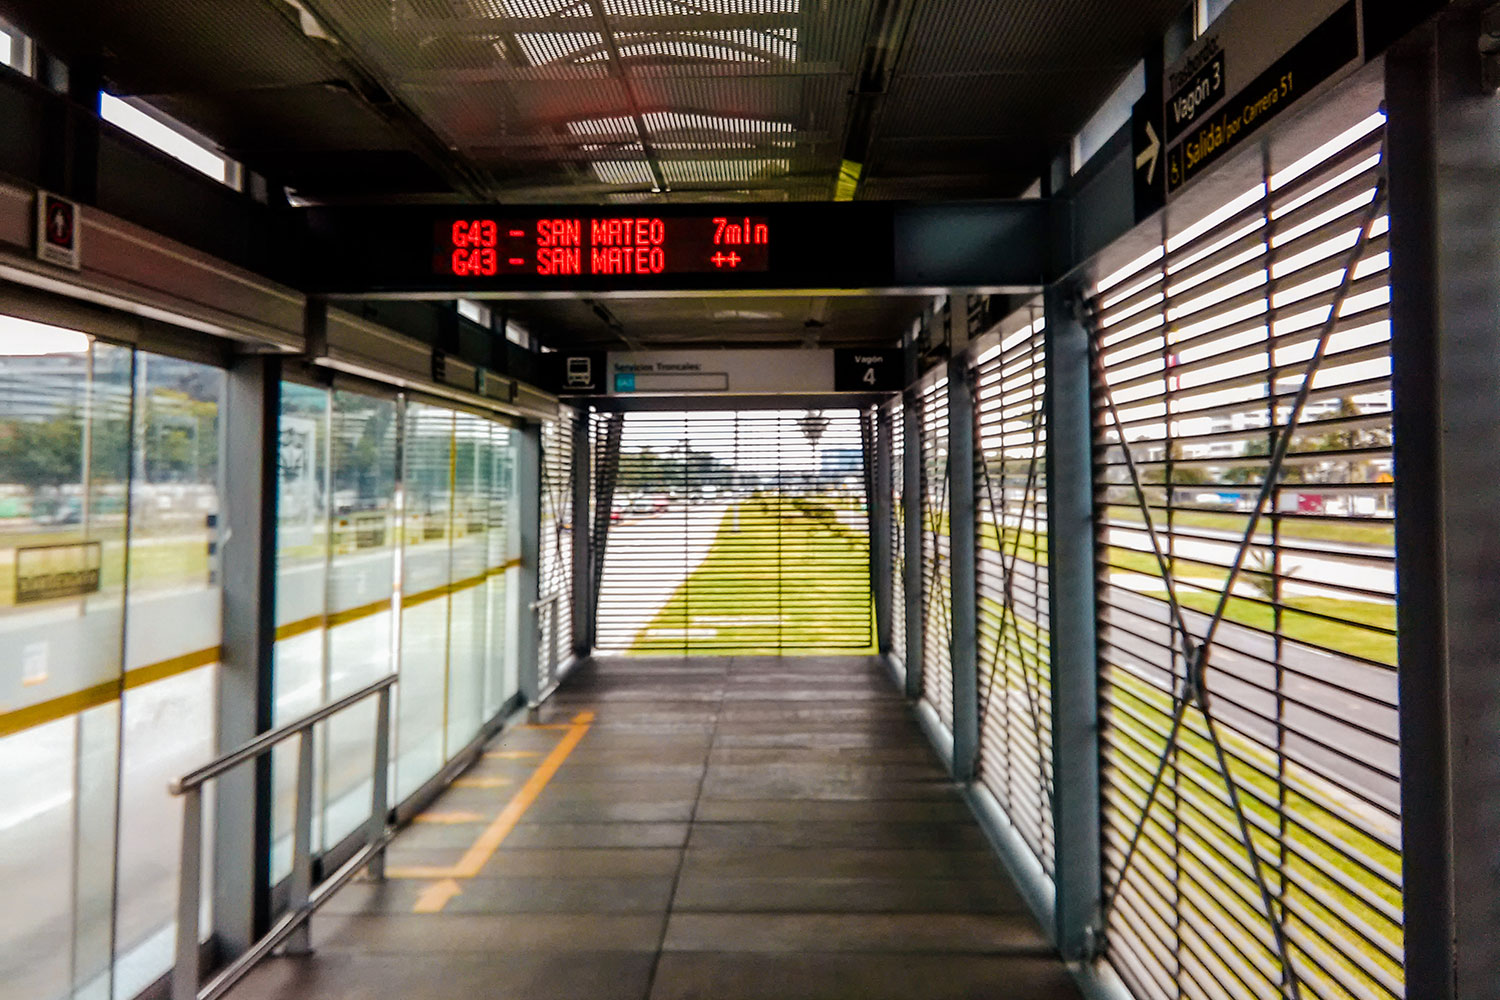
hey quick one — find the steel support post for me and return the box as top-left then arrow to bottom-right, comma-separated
1044,284 -> 1102,961
946,351 -> 979,781
516,422 -> 543,706
873,405 -> 896,655
902,332 -> 924,700
213,355 -> 278,957
1386,14 -> 1500,996
570,407 -> 592,657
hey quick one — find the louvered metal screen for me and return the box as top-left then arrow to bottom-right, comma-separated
889,398 -> 907,672
972,307 -> 1054,873
1091,109 -> 1401,1000
539,411 -> 574,678
919,375 -> 953,729
593,409 -> 873,655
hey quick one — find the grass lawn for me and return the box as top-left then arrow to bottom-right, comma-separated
973,583 -> 1403,997
1105,674 -> 1403,999
1157,591 -> 1397,666
629,494 -> 875,655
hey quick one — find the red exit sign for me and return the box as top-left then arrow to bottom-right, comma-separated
438,215 -> 770,278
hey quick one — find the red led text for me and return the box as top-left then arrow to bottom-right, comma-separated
712,217 -> 769,245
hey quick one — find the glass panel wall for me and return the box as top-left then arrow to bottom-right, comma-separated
270,383 -> 330,880
321,390 -> 397,850
0,316 -> 224,1000
0,323 -> 521,1000
115,353 -> 224,998
445,413 -> 489,754
268,388 -> 523,860
395,401 -> 452,802
486,426 -> 520,717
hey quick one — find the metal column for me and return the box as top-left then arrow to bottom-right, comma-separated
214,355 -> 279,955
1044,284 -> 1102,962
1387,13 -> 1500,996
872,405 -> 895,655
946,350 -> 979,782
516,422 -> 543,706
570,407 -> 592,657
902,331 -> 924,700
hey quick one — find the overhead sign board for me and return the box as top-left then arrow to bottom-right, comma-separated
605,350 -> 837,396
1161,0 -> 1362,198
439,214 -> 771,279
1131,55 -> 1167,222
35,191 -> 81,270
833,349 -> 902,392
301,201 -> 1049,295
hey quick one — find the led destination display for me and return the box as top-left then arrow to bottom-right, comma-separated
438,214 -> 771,278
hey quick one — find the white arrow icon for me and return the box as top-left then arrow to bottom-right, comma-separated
1136,121 -> 1161,184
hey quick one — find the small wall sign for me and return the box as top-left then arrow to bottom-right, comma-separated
35,191 -> 82,270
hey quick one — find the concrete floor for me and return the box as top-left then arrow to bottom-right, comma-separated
235,656 -> 1081,1000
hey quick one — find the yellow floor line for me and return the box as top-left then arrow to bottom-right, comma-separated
389,710 -> 595,912
413,878 -> 462,913
451,712 -> 593,879
452,776 -> 513,789
412,811 -> 486,824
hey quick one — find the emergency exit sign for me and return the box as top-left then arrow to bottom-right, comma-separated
35,191 -> 81,270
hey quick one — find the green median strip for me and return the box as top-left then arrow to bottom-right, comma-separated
629,494 -> 875,656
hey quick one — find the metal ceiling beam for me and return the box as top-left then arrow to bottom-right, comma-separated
583,0 -> 668,193
838,0 -> 923,200
282,0 -> 492,199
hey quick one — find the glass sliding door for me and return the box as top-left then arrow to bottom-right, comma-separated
445,412 -> 489,755
270,382 -> 330,880
115,352 -> 225,998
395,402 -> 453,801
321,390 -> 398,850
486,425 -> 520,717
0,318 -> 227,1000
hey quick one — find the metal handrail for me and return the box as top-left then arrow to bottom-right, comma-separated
171,676 -> 396,793
168,675 -> 396,1000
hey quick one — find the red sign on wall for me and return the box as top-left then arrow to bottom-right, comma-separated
35,191 -> 81,270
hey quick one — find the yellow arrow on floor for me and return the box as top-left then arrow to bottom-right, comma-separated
413,878 -> 461,913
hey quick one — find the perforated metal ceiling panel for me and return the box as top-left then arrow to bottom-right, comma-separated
4,0 -> 1187,202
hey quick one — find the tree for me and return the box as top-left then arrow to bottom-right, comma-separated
0,414 -> 82,488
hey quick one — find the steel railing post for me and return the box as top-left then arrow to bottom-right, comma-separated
285,730 -> 315,955
517,423 -> 542,707
902,329 -> 925,700
947,353 -> 979,782
1044,283 -> 1103,962
172,786 -> 203,1000
367,686 -> 391,881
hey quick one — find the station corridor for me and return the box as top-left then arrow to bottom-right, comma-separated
234,656 -> 1078,1000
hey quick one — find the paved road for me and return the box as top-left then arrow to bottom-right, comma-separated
594,502 -> 727,652
971,544 -> 1399,822
1101,519 -> 1394,600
